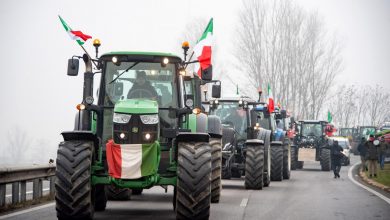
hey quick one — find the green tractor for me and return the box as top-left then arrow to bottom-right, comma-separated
55,41 -> 223,220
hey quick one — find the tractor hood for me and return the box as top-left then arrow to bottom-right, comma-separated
114,99 -> 158,114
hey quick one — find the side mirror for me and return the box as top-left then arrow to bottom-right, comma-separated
201,65 -> 212,81
114,82 -> 124,96
211,84 -> 221,98
67,58 -> 79,76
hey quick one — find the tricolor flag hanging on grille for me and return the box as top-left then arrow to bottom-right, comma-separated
193,18 -> 213,78
106,140 -> 159,179
58,15 -> 92,46
267,84 -> 275,113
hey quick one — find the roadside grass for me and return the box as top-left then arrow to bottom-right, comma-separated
365,163 -> 390,187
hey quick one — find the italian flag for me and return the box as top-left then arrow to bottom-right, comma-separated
106,140 -> 159,179
193,18 -> 213,78
267,84 -> 274,113
58,15 -> 92,46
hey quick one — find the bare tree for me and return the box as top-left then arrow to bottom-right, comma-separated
6,126 -> 31,165
234,0 -> 343,120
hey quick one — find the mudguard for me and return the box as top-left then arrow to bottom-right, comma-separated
176,132 -> 210,143
208,115 -> 222,138
246,139 -> 264,146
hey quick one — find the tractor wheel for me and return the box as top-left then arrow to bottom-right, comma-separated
257,129 -> 271,187
321,148 -> 331,171
176,142 -> 211,220
297,161 -> 304,169
283,142 -> 291,180
132,189 -> 143,195
244,144 -> 264,190
94,185 -> 107,212
106,185 -> 131,201
291,147 -> 297,170
210,138 -> 222,203
55,141 -> 94,220
270,144 -> 284,181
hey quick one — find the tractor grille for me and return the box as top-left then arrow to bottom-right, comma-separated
113,114 -> 158,145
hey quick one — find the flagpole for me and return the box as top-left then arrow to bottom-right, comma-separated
79,44 -> 98,69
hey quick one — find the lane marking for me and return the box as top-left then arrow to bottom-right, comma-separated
348,162 -> 390,205
5,188 -> 50,198
0,202 -> 54,219
240,198 -> 248,207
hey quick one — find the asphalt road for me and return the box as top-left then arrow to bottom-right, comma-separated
1,155 -> 390,220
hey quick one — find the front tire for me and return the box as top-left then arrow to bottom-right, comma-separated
94,185 -> 107,212
244,144 -> 264,190
176,142 -> 211,220
271,144 -> 284,181
55,141 -> 94,220
291,146 -> 297,170
283,141 -> 291,180
210,138 -> 222,203
106,185 -> 131,201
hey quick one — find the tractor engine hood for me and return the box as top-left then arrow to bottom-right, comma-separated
114,99 -> 158,114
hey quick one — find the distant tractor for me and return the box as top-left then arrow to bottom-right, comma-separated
207,97 -> 271,189
292,120 -> 331,171
55,40 -> 223,220
351,126 -> 376,155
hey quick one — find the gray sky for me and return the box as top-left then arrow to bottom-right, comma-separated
0,0 -> 389,164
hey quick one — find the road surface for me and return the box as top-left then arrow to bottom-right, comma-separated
1,155 -> 389,220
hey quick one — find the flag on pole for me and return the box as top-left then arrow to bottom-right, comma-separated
267,84 -> 274,113
327,111 -> 333,123
58,15 -> 92,46
193,18 -> 213,78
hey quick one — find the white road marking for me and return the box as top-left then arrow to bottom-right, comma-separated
5,188 -> 50,198
0,202 -> 54,219
240,198 -> 248,207
348,162 -> 390,205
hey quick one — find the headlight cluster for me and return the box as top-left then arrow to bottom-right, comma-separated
113,113 -> 131,124
140,114 -> 159,124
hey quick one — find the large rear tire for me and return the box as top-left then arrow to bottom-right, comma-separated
176,142 -> 211,220
106,185 -> 131,201
271,144 -> 284,181
257,129 -> 271,187
283,141 -> 291,180
321,148 -> 331,171
244,144 -> 264,190
210,138 -> 222,203
55,141 -> 94,220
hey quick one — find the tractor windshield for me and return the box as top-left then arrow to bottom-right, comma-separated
301,123 -> 322,137
104,61 -> 178,108
210,102 -> 247,138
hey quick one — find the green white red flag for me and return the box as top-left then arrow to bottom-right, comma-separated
267,84 -> 274,113
58,15 -> 92,46
193,18 -> 213,78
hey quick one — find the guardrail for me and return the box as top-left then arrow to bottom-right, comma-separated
0,165 -> 56,207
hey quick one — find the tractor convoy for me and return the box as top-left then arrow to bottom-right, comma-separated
56,30 -> 383,220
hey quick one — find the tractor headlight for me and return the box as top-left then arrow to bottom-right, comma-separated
140,114 -> 159,124
113,113 -> 131,124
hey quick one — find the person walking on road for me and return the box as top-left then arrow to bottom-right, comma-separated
365,135 -> 378,178
331,140 -> 343,178
357,137 -> 367,172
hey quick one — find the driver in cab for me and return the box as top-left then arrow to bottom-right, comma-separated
127,71 -> 158,100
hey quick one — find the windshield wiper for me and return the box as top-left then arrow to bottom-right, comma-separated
109,61 -> 140,84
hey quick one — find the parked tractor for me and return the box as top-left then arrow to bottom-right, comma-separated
207,97 -> 271,189
292,120 -> 331,171
55,40 -> 223,220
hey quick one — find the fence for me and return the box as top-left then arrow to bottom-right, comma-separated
0,165 -> 56,207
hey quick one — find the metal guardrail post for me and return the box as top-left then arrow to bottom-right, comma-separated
49,176 -> 55,195
20,181 -> 27,202
33,179 -> 43,200
12,182 -> 19,204
0,184 -> 5,206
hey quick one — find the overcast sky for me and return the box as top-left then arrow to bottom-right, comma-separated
0,0 -> 389,164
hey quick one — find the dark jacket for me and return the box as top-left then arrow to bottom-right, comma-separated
357,142 -> 367,156
331,143 -> 344,166
127,81 -> 158,99
364,141 -> 378,160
